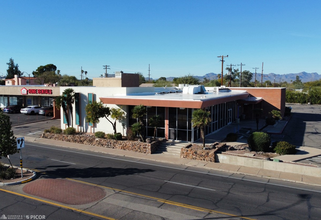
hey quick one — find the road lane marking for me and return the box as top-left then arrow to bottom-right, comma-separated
29,143 -> 321,194
164,180 -> 216,191
67,178 -> 255,220
51,159 -> 76,165
0,188 -> 116,220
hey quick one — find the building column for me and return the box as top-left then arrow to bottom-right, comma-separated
165,107 -> 169,140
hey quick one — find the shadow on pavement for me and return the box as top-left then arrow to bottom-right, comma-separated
39,167 -> 155,179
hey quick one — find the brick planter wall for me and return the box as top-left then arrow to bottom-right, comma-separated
180,143 -> 227,162
41,133 -> 160,154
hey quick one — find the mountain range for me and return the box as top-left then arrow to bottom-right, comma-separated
165,72 -> 320,83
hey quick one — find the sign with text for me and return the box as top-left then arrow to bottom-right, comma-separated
20,87 -> 52,95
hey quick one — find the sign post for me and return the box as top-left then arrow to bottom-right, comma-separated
17,137 -> 25,178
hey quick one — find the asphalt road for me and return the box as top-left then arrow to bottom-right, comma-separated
2,141 -> 321,220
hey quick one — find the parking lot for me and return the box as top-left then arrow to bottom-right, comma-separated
3,112 -> 53,127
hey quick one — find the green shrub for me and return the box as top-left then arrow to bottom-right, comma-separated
274,141 -> 297,155
106,133 -> 115,139
50,126 -> 62,134
0,167 -> 16,180
225,133 -> 238,142
95,131 -> 106,138
114,132 -> 122,140
270,110 -> 282,120
247,132 -> 271,152
64,127 -> 76,135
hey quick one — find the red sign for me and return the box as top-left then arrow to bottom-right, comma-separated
20,88 -> 52,95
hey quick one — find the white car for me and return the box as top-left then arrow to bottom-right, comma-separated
20,105 -> 41,115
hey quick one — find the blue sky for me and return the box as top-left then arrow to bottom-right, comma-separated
0,0 -> 320,80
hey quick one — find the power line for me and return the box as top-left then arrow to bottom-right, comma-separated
237,63 -> 245,87
103,65 -> 110,77
226,64 -> 236,87
253,67 -> 259,87
217,55 -> 228,86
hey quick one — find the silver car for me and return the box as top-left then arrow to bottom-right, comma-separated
20,105 -> 41,115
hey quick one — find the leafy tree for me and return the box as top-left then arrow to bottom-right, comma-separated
132,105 -> 147,141
173,75 -> 200,85
236,70 -> 253,87
204,79 -> 221,87
149,115 -> 162,139
137,72 -> 146,85
78,77 -> 93,86
85,102 -> 125,134
0,112 -> 17,167
0,80 -> 5,85
59,75 -> 78,86
85,101 -> 108,125
6,58 -> 22,79
131,122 -> 144,142
153,79 -> 173,87
293,75 -> 303,89
158,77 -> 167,81
191,109 -> 211,149
32,64 -> 60,85
108,108 -> 126,134
55,88 -> 75,127
32,64 -> 57,77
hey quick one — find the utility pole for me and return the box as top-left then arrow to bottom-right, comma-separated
261,62 -> 264,86
103,65 -> 110,77
237,63 -> 245,87
226,64 -> 236,87
217,55 -> 228,86
253,67 -> 259,87
148,64 -> 150,82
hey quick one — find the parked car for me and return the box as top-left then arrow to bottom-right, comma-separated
39,106 -> 53,116
20,105 -> 41,115
3,105 -> 21,113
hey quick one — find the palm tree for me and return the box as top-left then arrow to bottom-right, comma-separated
55,88 -> 75,127
191,109 -> 211,149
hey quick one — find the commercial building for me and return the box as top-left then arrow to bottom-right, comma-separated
0,73 -> 286,143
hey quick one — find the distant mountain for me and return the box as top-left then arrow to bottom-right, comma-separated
164,72 -> 320,83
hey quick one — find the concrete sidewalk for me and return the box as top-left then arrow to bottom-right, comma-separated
24,135 -> 321,186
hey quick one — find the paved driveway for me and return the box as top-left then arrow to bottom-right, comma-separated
283,103 -> 321,149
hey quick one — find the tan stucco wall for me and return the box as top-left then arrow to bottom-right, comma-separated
93,78 -> 122,87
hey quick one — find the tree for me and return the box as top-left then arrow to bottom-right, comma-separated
85,101 -> 109,125
108,108 -> 126,134
224,67 -> 237,87
59,75 -> 78,86
6,58 -> 22,79
0,112 -> 17,167
173,75 -> 200,85
149,115 -> 162,139
32,64 -> 57,77
137,72 -> 146,85
55,88 -> 75,127
158,77 -> 167,81
236,70 -> 253,87
191,109 -> 211,149
153,79 -> 173,87
293,75 -> 303,89
32,64 -> 60,85
132,105 -> 147,141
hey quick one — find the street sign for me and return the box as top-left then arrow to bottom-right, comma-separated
17,137 -> 25,149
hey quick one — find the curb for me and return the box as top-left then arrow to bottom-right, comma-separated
0,165 -> 37,186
